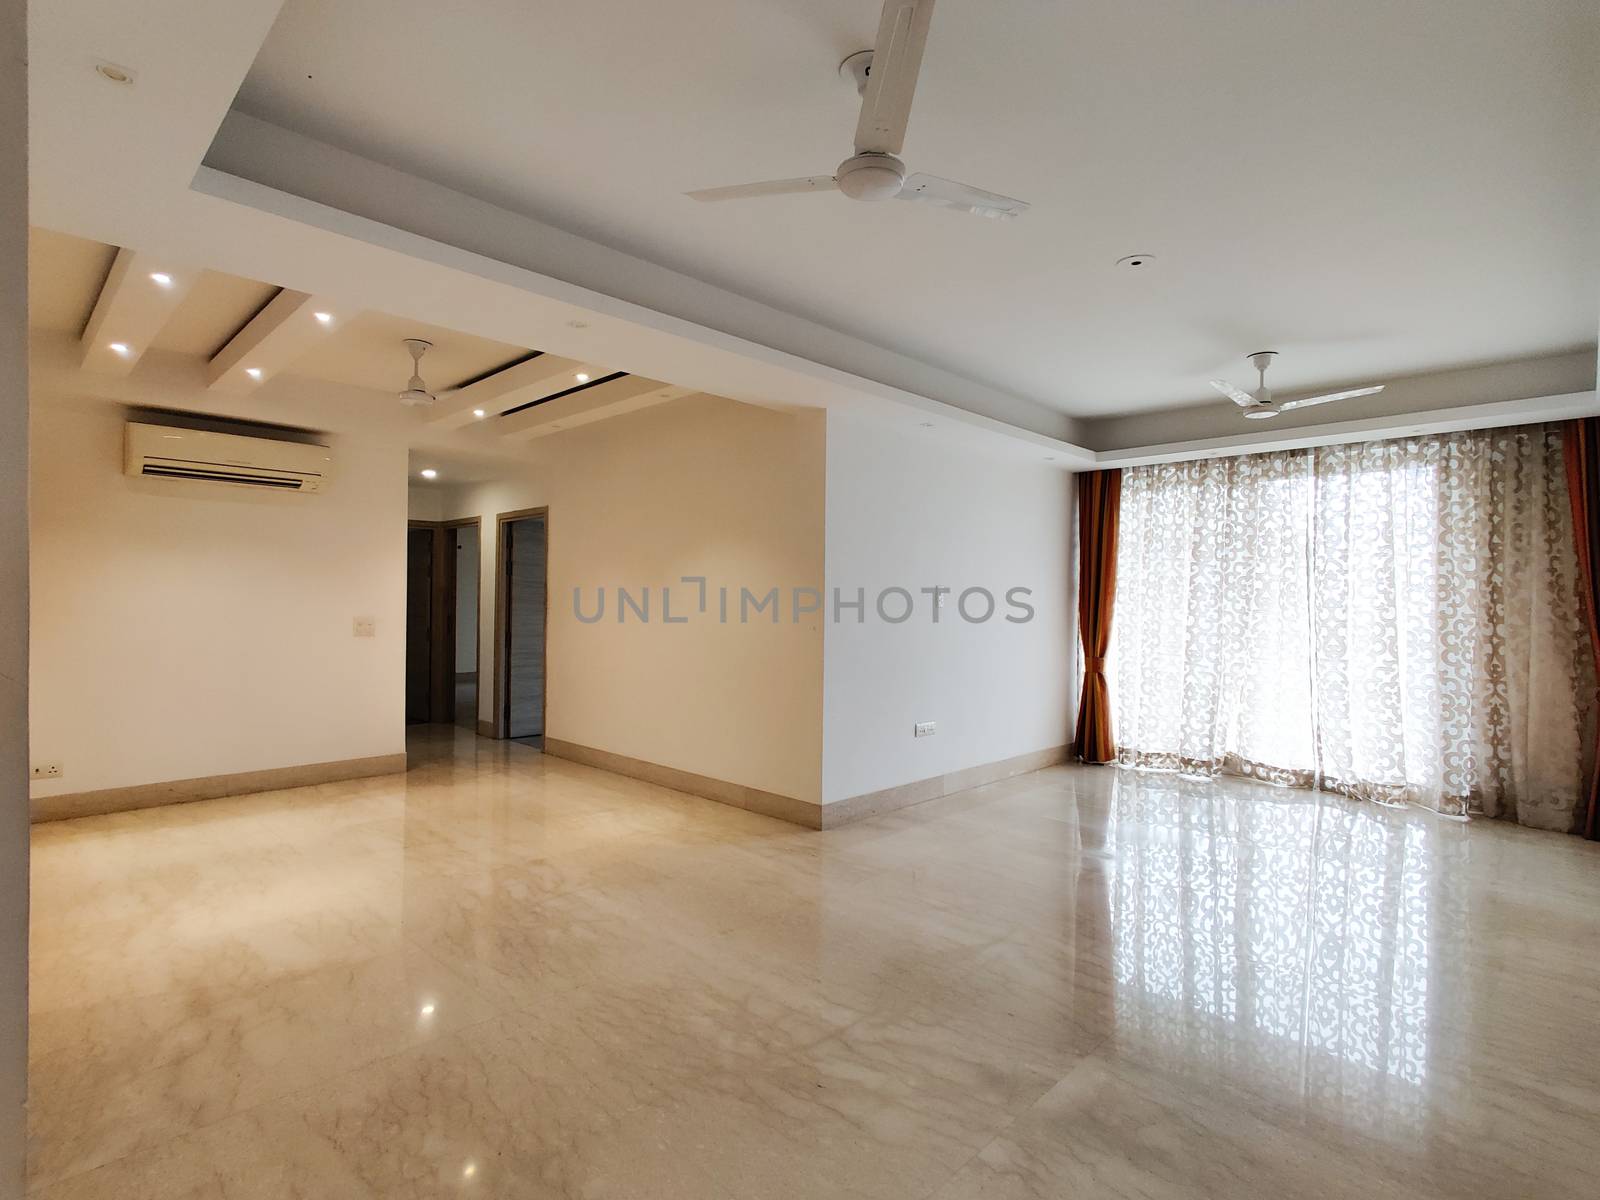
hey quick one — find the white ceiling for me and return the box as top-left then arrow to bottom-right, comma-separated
233,0 -> 1600,417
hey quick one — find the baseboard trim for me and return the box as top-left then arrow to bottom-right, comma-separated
542,738 -> 822,828
541,739 -> 1072,831
820,744 -> 1072,829
30,753 -> 410,823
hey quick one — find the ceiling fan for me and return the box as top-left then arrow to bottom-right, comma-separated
686,0 -> 1028,220
1211,352 -> 1385,420
398,338 -> 435,407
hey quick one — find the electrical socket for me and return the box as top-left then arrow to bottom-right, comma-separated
914,721 -> 936,738
31,763 -> 63,780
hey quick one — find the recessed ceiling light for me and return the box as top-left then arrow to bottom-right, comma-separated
918,421 -> 934,428
1115,253 -> 1155,268
472,409 -> 486,419
420,468 -> 438,479
462,1163 -> 477,1179
566,320 -> 589,329
574,373 -> 590,383
419,1002 -> 435,1016
148,272 -> 172,288
94,61 -> 134,85
313,311 -> 333,325
244,367 -> 262,380
108,342 -> 130,356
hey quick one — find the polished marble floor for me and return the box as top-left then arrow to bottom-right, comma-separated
26,727 -> 1600,1198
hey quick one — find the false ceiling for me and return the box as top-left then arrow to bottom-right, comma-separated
28,227 -> 689,446
232,0 -> 1600,417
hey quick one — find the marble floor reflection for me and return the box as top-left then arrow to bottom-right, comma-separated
27,727 -> 1600,1198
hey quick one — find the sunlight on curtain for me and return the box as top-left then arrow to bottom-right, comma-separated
1112,425 -> 1592,830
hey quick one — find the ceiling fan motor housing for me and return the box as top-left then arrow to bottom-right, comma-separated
399,338 -> 436,406
836,152 -> 906,201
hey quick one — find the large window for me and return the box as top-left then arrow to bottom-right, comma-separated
1110,425 -> 1591,831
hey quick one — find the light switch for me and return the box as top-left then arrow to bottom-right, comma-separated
914,721 -> 936,738
353,616 -> 376,638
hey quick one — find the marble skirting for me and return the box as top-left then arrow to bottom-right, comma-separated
29,753 -> 408,823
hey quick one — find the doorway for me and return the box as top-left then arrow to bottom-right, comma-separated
494,508 -> 549,747
404,525 -> 435,725
452,524 -> 480,730
404,518 -> 482,726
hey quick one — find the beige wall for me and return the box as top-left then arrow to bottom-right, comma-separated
28,398 -> 408,799
1,0 -> 27,1185
428,395 -> 826,805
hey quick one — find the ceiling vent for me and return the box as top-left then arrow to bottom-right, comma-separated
124,422 -> 335,492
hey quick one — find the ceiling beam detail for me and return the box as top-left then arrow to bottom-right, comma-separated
497,378 -> 691,441
206,288 -> 343,392
80,247 -> 198,375
428,354 -> 594,429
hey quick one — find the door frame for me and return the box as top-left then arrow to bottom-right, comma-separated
407,517 -> 482,725
492,506 -> 550,741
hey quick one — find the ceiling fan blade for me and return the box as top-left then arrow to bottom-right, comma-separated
1210,379 -> 1259,408
1278,384 -> 1385,412
854,0 -> 937,156
686,176 -> 838,202
897,173 -> 1028,219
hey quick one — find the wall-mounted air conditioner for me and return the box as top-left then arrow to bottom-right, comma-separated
124,422 -> 335,492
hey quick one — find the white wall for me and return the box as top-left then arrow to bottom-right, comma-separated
1,0 -> 28,1186
436,395 -> 825,804
28,398 -> 408,797
821,411 -> 1076,804
406,483 -> 447,522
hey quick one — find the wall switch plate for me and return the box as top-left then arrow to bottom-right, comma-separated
353,616 -> 376,638
31,763 -> 62,779
914,721 -> 936,738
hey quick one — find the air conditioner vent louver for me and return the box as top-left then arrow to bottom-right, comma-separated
140,466 -> 307,488
125,423 -> 334,493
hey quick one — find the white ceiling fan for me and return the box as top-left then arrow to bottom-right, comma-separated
398,338 -> 436,407
686,0 -> 1028,220
1211,352 -> 1385,420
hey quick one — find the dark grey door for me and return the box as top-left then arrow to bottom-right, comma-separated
405,526 -> 433,724
504,516 -> 547,738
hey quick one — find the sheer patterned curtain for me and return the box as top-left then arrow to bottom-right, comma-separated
1112,425 -> 1592,831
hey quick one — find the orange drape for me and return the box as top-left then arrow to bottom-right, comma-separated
1564,419 -> 1600,840
1074,469 -> 1121,764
